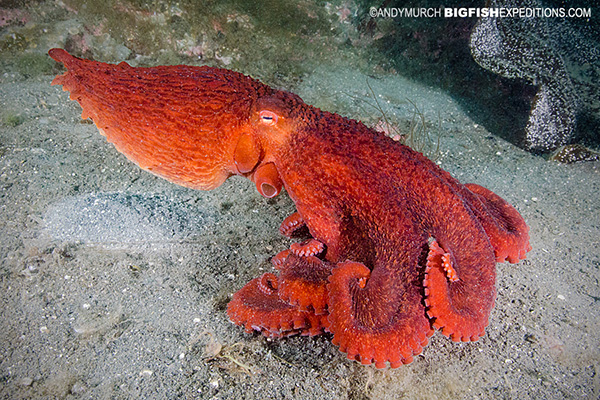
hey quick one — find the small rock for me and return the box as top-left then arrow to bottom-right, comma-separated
550,144 -> 600,164
70,381 -> 87,394
18,377 -> 33,386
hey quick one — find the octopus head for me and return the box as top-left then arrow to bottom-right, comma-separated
232,91 -> 304,198
47,48 -> 305,199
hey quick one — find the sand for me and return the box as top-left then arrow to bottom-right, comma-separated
1,58 -> 599,400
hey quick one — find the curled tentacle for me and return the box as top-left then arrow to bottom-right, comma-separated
279,212 -> 306,238
227,273 -> 327,337
423,239 -> 495,342
271,249 -> 291,269
326,261 -> 432,368
290,238 -> 325,257
277,253 -> 333,315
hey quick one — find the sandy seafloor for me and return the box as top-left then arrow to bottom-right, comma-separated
1,60 -> 600,399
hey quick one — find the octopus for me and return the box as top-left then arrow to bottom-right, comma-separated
49,48 -> 531,368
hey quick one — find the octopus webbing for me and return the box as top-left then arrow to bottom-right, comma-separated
49,48 -> 531,368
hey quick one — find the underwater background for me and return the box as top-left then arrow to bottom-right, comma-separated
1,0 -> 599,398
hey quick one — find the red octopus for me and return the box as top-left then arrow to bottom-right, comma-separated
49,48 -> 531,368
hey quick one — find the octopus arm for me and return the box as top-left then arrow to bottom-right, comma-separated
323,216 -> 434,368
463,183 -> 531,263
226,272 -> 327,338
279,124 -> 499,365
276,253 -> 332,315
420,182 -> 500,342
326,252 -> 434,368
403,150 -> 531,264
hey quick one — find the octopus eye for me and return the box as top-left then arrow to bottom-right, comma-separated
259,110 -> 278,126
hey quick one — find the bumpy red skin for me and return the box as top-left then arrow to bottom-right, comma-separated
49,49 -> 531,369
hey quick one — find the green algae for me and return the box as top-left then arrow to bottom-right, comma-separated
0,31 -> 29,52
14,52 -> 55,76
2,111 -> 25,127
58,0 -> 355,87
